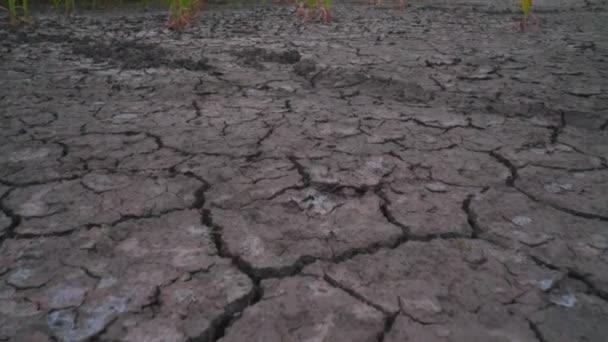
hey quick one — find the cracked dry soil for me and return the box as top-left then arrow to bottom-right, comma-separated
1,4 -> 608,342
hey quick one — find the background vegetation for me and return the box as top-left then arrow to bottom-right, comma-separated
1,0 -> 339,30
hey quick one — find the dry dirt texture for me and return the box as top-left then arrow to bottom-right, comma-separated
1,4 -> 608,342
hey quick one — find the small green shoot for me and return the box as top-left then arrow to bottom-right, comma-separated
296,0 -> 331,23
51,0 -> 61,11
65,0 -> 76,15
168,0 -> 204,31
321,0 -> 330,23
51,0 -> 76,16
2,0 -> 29,25
9,0 -> 17,25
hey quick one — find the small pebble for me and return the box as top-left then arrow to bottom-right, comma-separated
425,182 -> 448,193
512,215 -> 532,227
550,293 -> 577,308
538,279 -> 554,291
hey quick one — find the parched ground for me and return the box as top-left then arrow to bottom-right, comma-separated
1,4 -> 608,341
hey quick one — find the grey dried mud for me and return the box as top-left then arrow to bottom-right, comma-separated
1,3 -> 607,342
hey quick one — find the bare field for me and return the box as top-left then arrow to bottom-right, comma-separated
1,5 -> 608,341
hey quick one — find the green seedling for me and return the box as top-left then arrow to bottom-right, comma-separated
519,0 -> 539,31
320,0 -> 330,23
504,0 -> 538,33
295,0 -> 305,19
296,0 -> 331,23
65,0 -> 76,15
168,0 -> 204,31
8,0 -> 17,25
2,0 -> 29,25
521,0 -> 530,31
51,0 -> 75,15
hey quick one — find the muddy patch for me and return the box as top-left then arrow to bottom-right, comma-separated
233,47 -> 301,68
72,38 -> 212,70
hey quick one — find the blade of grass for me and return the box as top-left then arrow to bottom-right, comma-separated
51,0 -> 61,12
10,0 -> 17,24
22,0 -> 28,17
322,0 -> 331,23
8,0 -> 17,25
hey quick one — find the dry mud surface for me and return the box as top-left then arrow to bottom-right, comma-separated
1,4 -> 608,342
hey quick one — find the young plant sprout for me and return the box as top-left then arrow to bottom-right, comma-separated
66,0 -> 76,15
7,0 -> 17,25
51,0 -> 76,16
320,0 -> 331,23
296,0 -> 331,24
519,0 -> 538,32
2,0 -> 29,25
521,0 -> 530,31
168,0 -> 204,31
518,0 -> 539,32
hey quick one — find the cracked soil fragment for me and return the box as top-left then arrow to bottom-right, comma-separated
219,276 -> 385,342
212,188 -> 403,276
